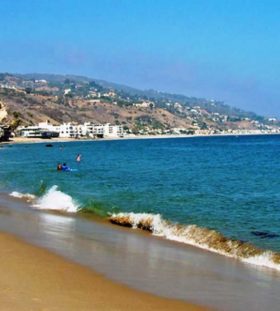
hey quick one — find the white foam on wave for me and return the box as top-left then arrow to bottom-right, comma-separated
243,252 -> 280,270
109,212 -> 280,271
10,191 -> 36,202
33,185 -> 79,213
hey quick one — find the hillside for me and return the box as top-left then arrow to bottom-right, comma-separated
0,72 -> 279,135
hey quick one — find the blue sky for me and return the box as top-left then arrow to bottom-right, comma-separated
0,0 -> 279,116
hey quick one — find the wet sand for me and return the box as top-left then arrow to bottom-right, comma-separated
0,232 -> 208,311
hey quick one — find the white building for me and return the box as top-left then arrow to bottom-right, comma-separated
64,88 -> 71,95
17,123 -> 59,138
134,101 -> 155,108
17,121 -> 124,139
102,91 -> 116,97
81,122 -> 124,138
35,79 -> 47,84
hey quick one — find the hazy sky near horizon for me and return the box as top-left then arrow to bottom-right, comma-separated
0,0 -> 279,116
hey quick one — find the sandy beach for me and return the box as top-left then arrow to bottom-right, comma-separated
4,135 -> 194,145
0,232 -> 208,311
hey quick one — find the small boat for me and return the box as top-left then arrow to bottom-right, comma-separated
45,144 -> 53,147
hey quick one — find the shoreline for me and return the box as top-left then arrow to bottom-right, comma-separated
7,190 -> 280,273
0,231 -> 208,311
2,131 -> 280,145
2,190 -> 280,310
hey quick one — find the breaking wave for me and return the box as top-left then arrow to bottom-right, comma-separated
8,190 -> 280,270
10,191 -> 36,202
33,185 -> 80,213
109,212 -> 280,271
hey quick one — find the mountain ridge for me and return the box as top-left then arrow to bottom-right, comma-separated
0,72 -> 279,135
15,72 -> 260,118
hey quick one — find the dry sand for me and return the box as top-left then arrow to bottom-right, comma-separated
0,232 -> 209,311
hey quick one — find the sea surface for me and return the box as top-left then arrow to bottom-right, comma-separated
1,135 -> 280,310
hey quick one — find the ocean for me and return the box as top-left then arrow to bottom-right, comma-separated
1,135 -> 280,310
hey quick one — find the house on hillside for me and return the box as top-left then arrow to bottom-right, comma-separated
134,101 -> 155,108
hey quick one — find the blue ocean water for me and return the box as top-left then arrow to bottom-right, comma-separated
1,135 -> 280,253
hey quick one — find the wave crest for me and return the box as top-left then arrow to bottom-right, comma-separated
109,212 -> 280,271
33,185 -> 79,213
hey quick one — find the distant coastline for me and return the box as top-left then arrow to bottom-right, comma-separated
4,131 -> 280,145
1,73 -> 280,143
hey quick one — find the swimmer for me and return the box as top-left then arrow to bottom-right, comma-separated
61,163 -> 70,171
57,163 -> 62,171
76,154 -> 82,162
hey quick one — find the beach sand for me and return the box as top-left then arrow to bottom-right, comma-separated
0,232 -> 208,311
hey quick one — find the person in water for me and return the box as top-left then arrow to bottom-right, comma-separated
76,154 -> 82,162
57,163 -> 62,171
61,163 -> 70,171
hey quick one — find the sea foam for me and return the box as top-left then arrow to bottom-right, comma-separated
10,191 -> 36,202
109,212 -> 280,271
33,185 -> 79,213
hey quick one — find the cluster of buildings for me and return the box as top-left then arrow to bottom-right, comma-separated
17,122 -> 124,139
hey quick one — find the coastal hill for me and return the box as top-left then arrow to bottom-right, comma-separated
0,72 -> 279,135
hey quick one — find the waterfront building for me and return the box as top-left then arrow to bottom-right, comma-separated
17,122 -> 124,139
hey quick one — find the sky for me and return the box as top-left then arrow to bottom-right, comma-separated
0,0 -> 279,116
